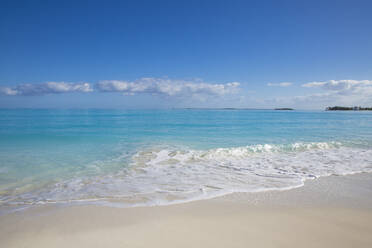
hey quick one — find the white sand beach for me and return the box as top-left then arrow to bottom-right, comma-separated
1,173 -> 372,248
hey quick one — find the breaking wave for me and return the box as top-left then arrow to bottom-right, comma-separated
1,141 -> 372,210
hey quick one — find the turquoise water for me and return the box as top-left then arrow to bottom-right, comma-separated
1,109 -> 372,211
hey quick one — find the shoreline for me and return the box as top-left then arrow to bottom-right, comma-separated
1,173 -> 372,247
2,170 -> 371,216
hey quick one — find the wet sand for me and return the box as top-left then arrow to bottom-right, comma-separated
1,173 -> 372,248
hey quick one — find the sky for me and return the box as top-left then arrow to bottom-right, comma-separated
1,0 -> 372,109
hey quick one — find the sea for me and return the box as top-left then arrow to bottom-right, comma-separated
1,109 -> 372,213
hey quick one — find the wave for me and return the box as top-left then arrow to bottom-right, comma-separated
1,141 -> 372,211
132,141 -> 344,165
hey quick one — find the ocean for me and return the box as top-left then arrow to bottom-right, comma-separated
1,109 -> 372,212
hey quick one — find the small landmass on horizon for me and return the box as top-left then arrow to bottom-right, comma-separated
326,106 -> 372,111
275,108 -> 294,110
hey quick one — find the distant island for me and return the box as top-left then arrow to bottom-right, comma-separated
275,108 -> 294,110
326,106 -> 372,111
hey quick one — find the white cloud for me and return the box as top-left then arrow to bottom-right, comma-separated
301,81 -> 326,88
302,80 -> 372,92
96,78 -> 241,98
0,82 -> 93,96
300,80 -> 372,101
272,79 -> 372,108
0,87 -> 18,96
0,78 -> 241,102
267,82 -> 292,87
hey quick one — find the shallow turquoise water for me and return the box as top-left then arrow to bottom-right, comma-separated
1,109 -> 372,210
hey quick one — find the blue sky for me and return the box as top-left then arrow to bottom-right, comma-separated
1,0 -> 372,109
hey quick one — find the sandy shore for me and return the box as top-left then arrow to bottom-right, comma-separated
1,173 -> 372,248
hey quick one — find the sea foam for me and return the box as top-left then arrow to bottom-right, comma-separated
1,141 -> 372,210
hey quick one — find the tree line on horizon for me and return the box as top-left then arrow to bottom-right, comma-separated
326,106 -> 372,111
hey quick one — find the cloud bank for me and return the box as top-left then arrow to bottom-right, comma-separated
0,78 -> 241,99
273,79 -> 372,108
96,78 -> 240,98
0,82 -> 92,96
2,78 -> 371,109
302,80 -> 372,94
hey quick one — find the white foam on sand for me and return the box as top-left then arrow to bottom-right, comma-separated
1,142 -> 372,212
